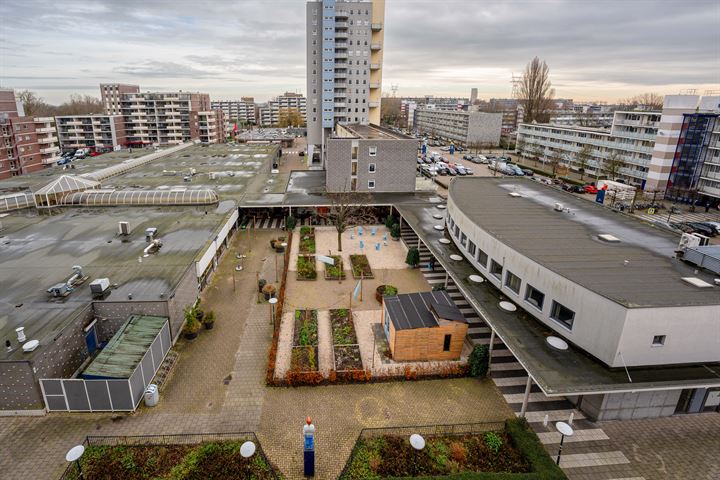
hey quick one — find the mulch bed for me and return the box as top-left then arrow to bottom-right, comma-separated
349,254 -> 374,279
324,255 -> 345,280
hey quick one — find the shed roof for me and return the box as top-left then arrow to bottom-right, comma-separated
81,315 -> 167,379
385,290 -> 464,330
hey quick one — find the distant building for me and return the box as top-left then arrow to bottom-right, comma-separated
197,110 -> 226,144
259,92 -> 307,127
100,83 -> 140,115
55,115 -> 127,153
414,108 -> 502,147
325,123 -> 416,192
469,88 -> 478,105
211,97 -> 257,126
0,89 -> 60,179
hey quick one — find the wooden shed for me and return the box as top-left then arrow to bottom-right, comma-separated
382,290 -> 468,362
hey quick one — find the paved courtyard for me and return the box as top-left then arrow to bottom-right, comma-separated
0,227 -> 718,479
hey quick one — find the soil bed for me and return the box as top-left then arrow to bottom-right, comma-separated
299,226 -> 316,254
296,255 -> 317,280
334,344 -> 363,371
349,254 -> 374,279
330,308 -> 357,345
291,345 -> 319,372
324,255 -> 345,280
293,309 -> 318,346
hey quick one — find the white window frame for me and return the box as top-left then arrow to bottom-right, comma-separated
368,146 -> 377,156
368,163 -> 376,173
368,179 -> 375,189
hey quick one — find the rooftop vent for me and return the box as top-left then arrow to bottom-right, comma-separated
554,202 -> 564,212
509,192 -> 522,197
681,277 -> 713,288
598,234 -> 620,243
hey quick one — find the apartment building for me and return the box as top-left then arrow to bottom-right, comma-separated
517,110 -> 660,186
118,90 -> 211,146
100,83 -> 140,115
414,108 -> 502,147
56,115 -> 127,152
306,0 -> 385,162
400,100 -> 417,128
211,97 -> 256,126
259,92 -> 307,127
325,123 -> 416,192
0,89 -> 60,179
197,110 -> 226,144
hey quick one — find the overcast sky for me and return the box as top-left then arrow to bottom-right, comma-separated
1,0 -> 718,104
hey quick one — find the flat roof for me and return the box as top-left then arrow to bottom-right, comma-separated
82,315 -> 167,379
336,124 -> 412,140
449,177 -> 720,308
385,290 -> 462,330
396,192 -> 720,395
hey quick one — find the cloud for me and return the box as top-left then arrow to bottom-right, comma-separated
0,0 -> 718,103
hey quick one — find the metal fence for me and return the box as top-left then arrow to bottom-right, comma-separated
59,432 -> 278,479
338,420 -> 507,479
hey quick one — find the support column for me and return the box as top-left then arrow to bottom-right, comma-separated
487,329 -> 496,374
444,271 -> 449,288
399,216 -> 403,229
519,376 -> 532,418
417,237 -> 421,249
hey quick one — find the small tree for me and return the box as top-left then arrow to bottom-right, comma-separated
322,189 -> 375,252
575,144 -> 593,181
469,344 -> 489,377
390,223 -> 401,239
547,150 -> 564,179
285,215 -> 296,231
405,247 -> 420,268
384,215 -> 397,229
602,151 -> 624,181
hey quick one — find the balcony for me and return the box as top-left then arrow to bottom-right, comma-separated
369,83 -> 380,89
38,136 -> 58,144
36,127 -> 55,134
41,146 -> 60,154
370,43 -> 382,50
335,52 -> 348,59
335,10 -> 348,18
335,42 -> 348,48
335,21 -> 349,28
334,72 -> 347,79
334,102 -> 347,108
370,63 -> 381,70
369,101 -> 380,108
371,23 -> 383,31
335,31 -> 348,39
334,92 -> 347,98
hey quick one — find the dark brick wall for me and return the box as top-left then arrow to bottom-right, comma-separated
0,361 -> 43,410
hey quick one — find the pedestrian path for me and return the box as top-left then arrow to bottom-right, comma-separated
400,223 -> 643,480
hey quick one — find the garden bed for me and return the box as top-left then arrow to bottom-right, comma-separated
299,226 -> 316,254
66,442 -> 276,480
334,345 -> 363,371
330,308 -> 358,344
293,309 -> 318,346
291,345 -> 319,372
349,254 -> 374,279
296,255 -> 317,280
324,255 -> 346,280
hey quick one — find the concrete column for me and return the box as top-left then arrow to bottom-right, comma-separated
519,376 -> 532,418
444,271 -> 449,288
487,329 -> 495,374
399,216 -> 403,229
417,237 -> 421,249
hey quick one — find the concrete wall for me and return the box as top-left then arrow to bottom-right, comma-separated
326,137 -> 416,192
446,196 -> 629,368
579,390 -> 681,421
93,301 -> 169,342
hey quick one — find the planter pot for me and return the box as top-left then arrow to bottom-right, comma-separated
196,311 -> 205,322
275,246 -> 285,253
263,292 -> 271,301
258,283 -> 266,293
184,331 -> 199,340
391,236 -> 400,241
204,321 -> 214,330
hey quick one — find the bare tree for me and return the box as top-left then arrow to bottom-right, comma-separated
515,137 -> 526,156
55,95 -> 103,115
321,190 -> 376,252
574,144 -> 593,181
601,152 -> 624,180
16,90 -> 55,116
547,150 -> 564,179
619,93 -> 664,111
519,57 -> 555,123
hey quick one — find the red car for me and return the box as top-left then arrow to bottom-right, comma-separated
584,185 -> 598,194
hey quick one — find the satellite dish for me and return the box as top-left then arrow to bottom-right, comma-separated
409,434 -> 425,450
66,445 -> 85,462
240,441 -> 256,458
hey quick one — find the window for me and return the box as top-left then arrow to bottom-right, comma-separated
351,161 -> 357,176
368,146 -> 377,156
550,301 -> 575,330
524,285 -> 545,310
368,163 -> 376,173
652,335 -> 666,346
351,145 -> 358,160
505,271 -> 521,294
490,260 -> 503,279
453,225 -> 459,238
460,232 -> 467,247
368,179 -> 375,189
443,334 -> 452,352
468,240 -> 476,257
477,249 -> 488,268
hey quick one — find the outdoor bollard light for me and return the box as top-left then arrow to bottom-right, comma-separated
555,421 -> 574,466
303,416 -> 316,477
240,441 -> 256,458
66,445 -> 85,480
410,434 -> 426,450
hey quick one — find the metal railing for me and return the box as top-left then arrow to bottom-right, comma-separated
59,432 -> 278,479
338,421 -> 506,479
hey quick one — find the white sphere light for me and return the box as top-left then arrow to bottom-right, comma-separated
409,434 -> 426,450
240,441 -> 256,458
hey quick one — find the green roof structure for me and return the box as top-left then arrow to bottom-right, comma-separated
82,315 -> 168,379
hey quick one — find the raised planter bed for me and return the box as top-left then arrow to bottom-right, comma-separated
330,308 -> 357,345
349,254 -> 374,279
293,309 -> 318,346
296,255 -> 317,280
299,226 -> 316,254
291,345 -> 319,372
375,284 -> 397,304
324,255 -> 346,280
334,344 -> 363,371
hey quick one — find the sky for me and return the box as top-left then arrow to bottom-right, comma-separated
1,0 -> 718,105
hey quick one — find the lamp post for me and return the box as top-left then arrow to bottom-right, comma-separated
409,434 -> 425,451
66,445 -> 85,480
555,421 -> 574,466
269,297 -> 278,329
240,441 -> 256,458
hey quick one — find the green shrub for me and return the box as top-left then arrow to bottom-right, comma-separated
300,225 -> 312,235
506,418 -> 567,479
383,285 -> 397,296
390,223 -> 401,239
385,215 -> 398,229
469,344 -> 489,377
484,432 -> 503,454
432,284 -> 447,291
406,247 -> 420,267
285,215 -> 296,231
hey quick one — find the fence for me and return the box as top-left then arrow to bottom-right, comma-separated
338,420 -> 507,479
59,432 -> 278,480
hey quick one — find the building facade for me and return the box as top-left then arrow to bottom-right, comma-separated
211,97 -> 257,126
414,108 -> 502,147
258,92 -> 307,127
197,110 -> 226,144
325,123 -> 416,192
56,115 -> 127,152
0,89 -> 60,179
306,0 -> 385,159
100,83 -> 140,115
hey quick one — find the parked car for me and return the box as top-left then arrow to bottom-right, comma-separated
464,167 -> 474,175
417,158 -> 424,165
584,185 -> 598,194
446,167 -> 457,176
572,185 -> 585,194
522,169 -> 534,176
469,157 -> 482,164
455,166 -> 467,176
424,157 -> 433,164
508,164 -> 524,176
561,183 -> 574,192
455,146 -> 464,152
437,167 -> 448,176
441,146 -> 451,152
463,154 -> 473,160
685,222 -> 716,237
699,222 -> 720,235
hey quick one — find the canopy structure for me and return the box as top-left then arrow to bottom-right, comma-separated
33,175 -> 101,208
0,192 -> 32,212
62,188 -> 219,207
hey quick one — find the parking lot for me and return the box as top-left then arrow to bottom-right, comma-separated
417,145 -> 518,188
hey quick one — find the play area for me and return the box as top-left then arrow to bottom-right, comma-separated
273,225 -> 470,381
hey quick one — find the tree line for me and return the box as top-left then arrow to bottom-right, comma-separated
15,90 -> 104,117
